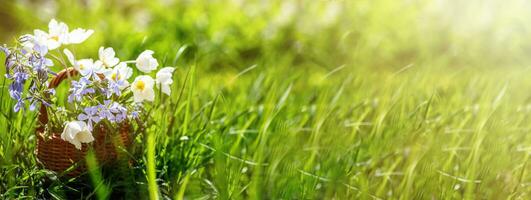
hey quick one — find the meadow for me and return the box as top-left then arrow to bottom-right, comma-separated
0,0 -> 530,199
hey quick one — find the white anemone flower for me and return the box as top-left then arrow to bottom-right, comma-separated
65,28 -> 94,44
131,75 -> 155,103
135,50 -> 158,73
104,62 -> 133,88
155,67 -> 175,95
61,121 -> 94,150
98,47 -> 120,68
64,49 -> 102,77
33,19 -> 69,50
29,19 -> 94,51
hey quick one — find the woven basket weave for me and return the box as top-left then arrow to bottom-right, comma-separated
35,68 -> 132,176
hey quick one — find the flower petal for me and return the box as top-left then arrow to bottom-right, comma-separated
63,49 -> 76,66
67,28 -> 94,44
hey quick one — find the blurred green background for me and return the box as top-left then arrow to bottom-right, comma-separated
3,0 -> 531,72
1,0 -> 530,199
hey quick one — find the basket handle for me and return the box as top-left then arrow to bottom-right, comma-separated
37,67 -> 78,131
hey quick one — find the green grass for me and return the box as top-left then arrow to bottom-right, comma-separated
1,0 -> 531,199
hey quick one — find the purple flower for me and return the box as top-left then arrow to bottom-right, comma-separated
2,41 -> 55,113
68,77 -> 94,102
9,89 -> 25,112
8,87 -> 24,112
8,82 -> 23,100
28,98 -> 51,111
78,106 -> 102,131
27,86 -> 38,111
26,87 -> 51,111
47,88 -> 55,96
28,50 -> 52,82
30,55 -> 52,70
8,71 -> 28,110
96,101 -> 128,123
32,42 -> 48,56
13,99 -> 24,112
131,111 -> 139,119
98,100 -> 116,122
12,71 -> 29,83
105,72 -> 127,98
106,80 -> 123,98
110,102 -> 128,122
29,100 -> 37,111
130,104 -> 142,119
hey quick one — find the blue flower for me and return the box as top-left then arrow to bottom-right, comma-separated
8,82 -> 23,100
28,49 -> 53,82
8,71 -> 28,112
12,71 -> 29,83
96,101 -> 128,123
2,41 -> 55,113
110,102 -> 128,123
26,86 -> 52,111
105,71 -> 127,98
98,100 -> 116,122
32,42 -> 48,56
47,88 -> 55,95
131,111 -> 139,119
29,100 -> 38,111
14,99 -> 24,112
78,106 -> 102,131
68,77 -> 95,102
107,80 -> 123,98
28,98 -> 51,111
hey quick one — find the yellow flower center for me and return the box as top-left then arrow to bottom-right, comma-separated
79,63 -> 84,70
135,80 -> 145,91
50,35 -> 59,41
112,72 -> 122,80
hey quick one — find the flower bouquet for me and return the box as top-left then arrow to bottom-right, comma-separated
1,19 -> 175,175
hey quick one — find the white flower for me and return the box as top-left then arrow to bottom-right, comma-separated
131,75 -> 155,103
65,28 -> 94,44
135,50 -> 158,73
28,19 -> 93,51
64,49 -> 103,77
98,47 -> 120,68
104,62 -> 133,88
61,121 -> 94,150
155,67 -> 175,95
33,19 -> 69,50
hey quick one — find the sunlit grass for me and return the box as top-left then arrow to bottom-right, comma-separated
1,0 -> 531,199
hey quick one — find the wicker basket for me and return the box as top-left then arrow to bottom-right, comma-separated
35,68 -> 132,176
